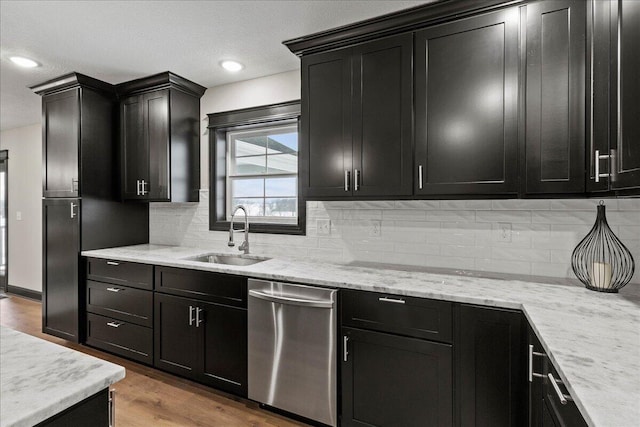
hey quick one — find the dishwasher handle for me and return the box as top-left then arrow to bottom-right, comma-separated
249,289 -> 334,309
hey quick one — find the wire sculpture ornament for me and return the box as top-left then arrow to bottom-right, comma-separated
571,201 -> 635,293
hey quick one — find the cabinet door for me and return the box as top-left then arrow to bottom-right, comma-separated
301,48 -> 353,198
144,89 -> 170,200
200,301 -> 247,396
525,0 -> 586,194
455,305 -> 525,427
121,94 -> 146,200
352,34 -> 413,197
42,199 -> 80,341
154,293 -> 199,378
43,89 -> 80,198
415,9 -> 519,195
611,0 -> 640,190
341,327 -> 453,427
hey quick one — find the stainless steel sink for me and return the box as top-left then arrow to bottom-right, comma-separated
186,254 -> 269,266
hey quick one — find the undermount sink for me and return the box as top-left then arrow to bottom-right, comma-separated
186,254 -> 269,266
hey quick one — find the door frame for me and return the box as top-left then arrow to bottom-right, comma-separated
0,150 -> 7,293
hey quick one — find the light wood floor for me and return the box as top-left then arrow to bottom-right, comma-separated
0,294 -> 309,427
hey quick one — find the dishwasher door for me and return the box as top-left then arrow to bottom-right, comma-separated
248,279 -> 337,427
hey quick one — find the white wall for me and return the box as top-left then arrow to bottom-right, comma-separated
199,70 -> 301,188
0,124 -> 42,292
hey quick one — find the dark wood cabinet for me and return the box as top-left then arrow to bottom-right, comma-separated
415,8 -> 519,196
455,304 -> 526,427
525,0 -> 586,194
341,289 -> 453,426
528,324 -> 587,427
117,72 -> 206,202
37,388 -> 110,427
154,268 -> 248,396
301,33 -> 413,199
42,198 -> 80,341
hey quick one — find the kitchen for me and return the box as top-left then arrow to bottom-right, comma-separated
1,0 -> 639,426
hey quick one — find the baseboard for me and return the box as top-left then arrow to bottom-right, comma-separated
7,285 -> 42,301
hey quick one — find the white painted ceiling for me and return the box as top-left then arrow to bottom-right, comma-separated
0,0 -> 428,131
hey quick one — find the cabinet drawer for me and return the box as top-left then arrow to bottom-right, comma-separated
342,289 -> 452,343
86,257 -> 153,290
155,266 -> 247,308
86,280 -> 153,327
86,313 -> 153,364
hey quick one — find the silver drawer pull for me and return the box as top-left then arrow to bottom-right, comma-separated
109,389 -> 116,427
106,261 -> 120,266
106,287 -> 123,293
343,336 -> 349,362
548,373 -> 572,405
378,297 -> 405,304
528,345 -> 545,382
107,321 -> 123,328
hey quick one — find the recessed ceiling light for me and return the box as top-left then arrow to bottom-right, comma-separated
220,60 -> 243,72
9,56 -> 40,68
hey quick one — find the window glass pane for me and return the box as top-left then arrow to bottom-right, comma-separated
267,153 -> 297,174
267,132 -> 298,154
234,136 -> 267,157
265,177 -> 297,197
231,155 -> 266,175
232,198 -> 264,217
265,198 -> 297,217
231,178 -> 264,198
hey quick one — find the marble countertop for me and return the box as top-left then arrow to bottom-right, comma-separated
82,244 -> 640,427
0,327 -> 125,427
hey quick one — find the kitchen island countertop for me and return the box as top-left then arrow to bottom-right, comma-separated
0,327 -> 125,427
82,244 -> 640,427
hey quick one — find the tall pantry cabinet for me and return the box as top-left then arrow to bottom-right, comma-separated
33,73 -> 149,342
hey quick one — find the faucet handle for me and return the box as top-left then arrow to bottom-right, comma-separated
228,241 -> 235,247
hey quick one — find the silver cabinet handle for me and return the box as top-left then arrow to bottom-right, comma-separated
249,289 -> 334,308
354,169 -> 360,191
418,165 -> 424,190
109,389 -> 116,427
378,296 -> 405,304
343,336 -> 349,362
188,305 -> 195,326
196,307 -> 203,327
141,180 -> 148,196
106,261 -> 120,266
71,178 -> 79,192
106,287 -> 123,293
70,202 -> 77,219
107,321 -> 122,328
528,344 -> 545,382
595,150 -> 611,182
136,180 -> 141,196
548,373 -> 572,405
344,170 -> 350,192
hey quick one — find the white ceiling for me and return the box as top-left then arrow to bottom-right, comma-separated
0,0 -> 428,131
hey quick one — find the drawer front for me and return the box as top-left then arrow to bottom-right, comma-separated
86,313 -> 153,364
86,280 -> 153,327
86,258 -> 153,290
342,289 -> 453,343
155,266 -> 247,308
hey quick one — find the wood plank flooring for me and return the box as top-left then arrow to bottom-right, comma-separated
0,294 -> 309,427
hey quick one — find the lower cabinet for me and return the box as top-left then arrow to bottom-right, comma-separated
154,293 -> 247,396
341,327 -> 453,427
36,388 -> 111,427
455,304 -> 526,427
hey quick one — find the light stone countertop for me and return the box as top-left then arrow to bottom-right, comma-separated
0,327 -> 125,427
82,244 -> 640,427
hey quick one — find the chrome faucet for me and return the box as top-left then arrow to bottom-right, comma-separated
228,205 -> 250,254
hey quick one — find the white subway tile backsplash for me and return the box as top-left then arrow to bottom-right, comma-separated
149,191 -> 639,284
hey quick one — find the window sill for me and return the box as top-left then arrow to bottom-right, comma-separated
211,220 -> 305,236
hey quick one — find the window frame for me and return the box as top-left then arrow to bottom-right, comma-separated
208,101 -> 305,235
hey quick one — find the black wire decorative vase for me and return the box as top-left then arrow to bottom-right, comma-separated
571,201 -> 635,293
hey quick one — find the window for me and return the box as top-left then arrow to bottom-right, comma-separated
209,101 -> 304,235
227,124 -> 298,223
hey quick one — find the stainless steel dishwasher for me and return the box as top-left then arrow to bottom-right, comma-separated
248,279 -> 337,427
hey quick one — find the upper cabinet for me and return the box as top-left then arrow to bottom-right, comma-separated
301,33 -> 413,198
32,73 -> 116,199
414,9 -> 519,196
524,0 -> 586,194
288,0 -> 640,199
116,72 -> 206,202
